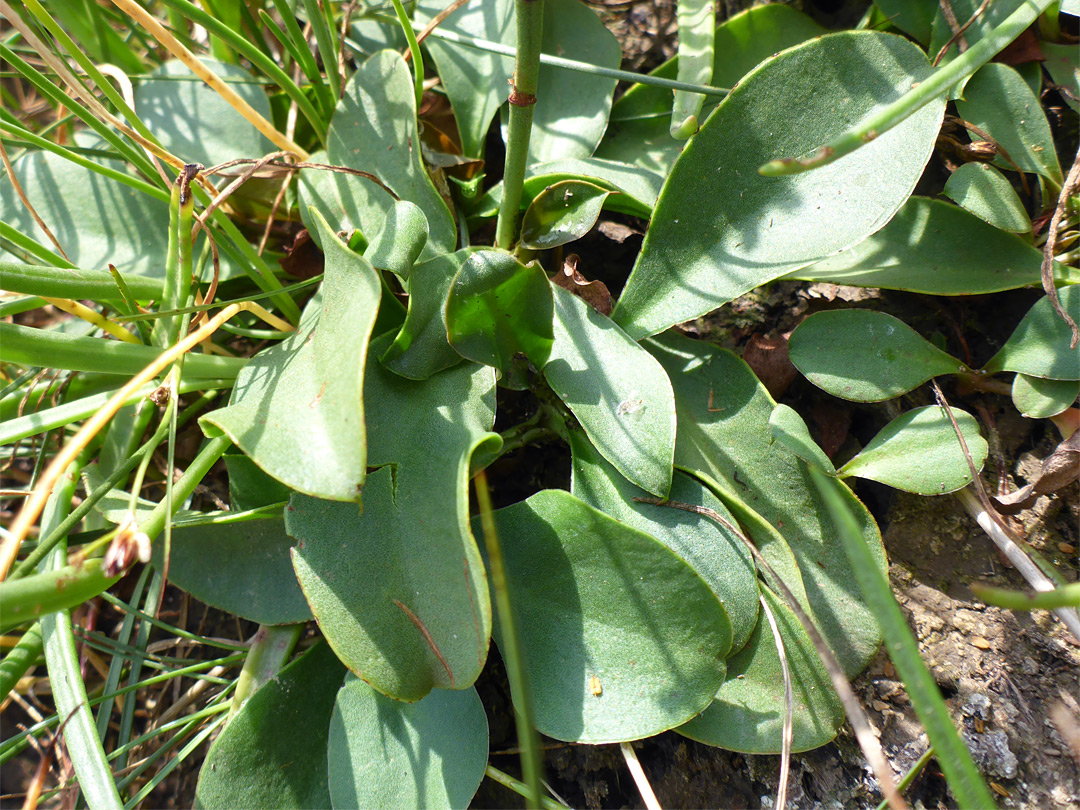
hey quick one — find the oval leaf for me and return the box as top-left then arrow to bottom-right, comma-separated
569,430 -> 759,655
942,163 -> 1030,234
678,586 -> 844,753
485,489 -> 731,743
789,309 -> 966,402
839,406 -> 988,494
519,180 -> 611,250
328,676 -> 488,810
446,250 -> 554,375
545,285 -> 676,496
1011,373 -> 1080,419
287,355 -> 498,700
983,286 -> 1080,380
768,404 -> 836,473
196,642 -> 346,810
613,31 -> 945,339
787,197 -> 1072,294
201,208 -> 381,501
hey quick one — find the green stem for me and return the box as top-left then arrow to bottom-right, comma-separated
485,765 -> 568,810
759,0 -> 1054,176
229,623 -> 303,717
357,22 -> 731,98
875,746 -> 935,810
972,581 -> 1080,610
390,0 -> 425,109
495,0 -> 546,250
0,621 -> 43,704
475,470 -> 543,809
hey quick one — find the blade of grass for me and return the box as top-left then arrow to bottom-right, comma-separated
38,451 -> 124,810
0,220 -> 78,267
971,582 -> 1080,610
475,469 -> 543,809
389,0 -> 425,109
484,765 -> 568,810
302,0 -> 341,102
0,260 -> 166,300
759,0 -> 1054,176
809,467 -> 997,810
670,0 -> 713,139
0,621 -> 42,704
94,565 -> 152,743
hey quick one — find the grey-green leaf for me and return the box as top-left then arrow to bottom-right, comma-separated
483,489 -> 731,743
647,331 -> 885,678
942,163 -> 1031,233
196,642 -> 346,810
789,309 -> 967,402
201,209 -> 381,501
768,404 -> 836,474
135,59 -> 275,167
613,31 -> 944,339
545,285 -> 676,496
287,355 -> 498,701
327,676 -> 488,810
678,586 -> 844,753
363,200 -> 429,280
956,62 -> 1062,185
153,517 -> 311,626
983,286 -> 1080,380
300,50 -> 455,257
839,406 -> 988,495
520,180 -> 612,250
569,430 -> 759,655
1011,374 -> 1079,418
787,197 -> 1071,294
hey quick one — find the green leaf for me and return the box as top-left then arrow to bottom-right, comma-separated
519,180 -> 612,250
839,406 -> 988,495
152,517 -> 312,626
483,489 -> 730,743
928,0 -> 1025,77
942,162 -> 1031,233
810,467 -> 998,810
545,285 -> 675,496
134,59 -> 275,167
380,250 -> 471,380
955,62 -> 1063,185
613,31 -> 945,339
196,642 -> 346,810
789,309 -> 967,402
363,199 -> 429,280
287,355 -> 499,700
225,454 -> 292,512
983,286 -> 1080,379
416,0 -> 513,158
646,331 -> 885,678
678,586 -> 844,753
599,4 -> 827,176
768,404 -> 836,474
1011,373 -> 1079,418
0,261 -> 164,300
446,250 -> 554,376
45,0 -> 144,74
872,0 -> 935,44
519,0 -> 621,166
1042,42 -> 1079,114
569,431 -> 759,655
300,50 -> 455,257
200,209 -> 381,501
327,676 -> 488,810
671,0 -> 714,139
787,197 -> 1071,294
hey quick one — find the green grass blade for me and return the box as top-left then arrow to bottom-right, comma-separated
972,581 -> 1080,610
303,0 -> 341,102
0,220 -> 77,267
0,621 -> 43,703
0,260 -> 166,300
810,467 -> 997,810
269,0 -> 335,118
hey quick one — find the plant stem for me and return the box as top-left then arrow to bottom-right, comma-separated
759,0 -> 1054,176
0,621 -> 42,703
495,0 -> 546,250
484,765 -> 568,810
390,0 -> 425,109
229,624 -> 303,717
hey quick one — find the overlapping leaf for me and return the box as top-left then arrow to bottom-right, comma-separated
287,354 -> 499,701
545,285 -> 675,497
482,489 -> 730,743
327,676 -> 488,810
1011,374 -> 1079,418
768,404 -> 836,474
613,31 -> 945,339
520,181 -> 611,250
647,331 -> 885,678
196,643 -> 346,810
984,287 -> 1080,379
942,163 -> 1030,233
201,209 -> 381,501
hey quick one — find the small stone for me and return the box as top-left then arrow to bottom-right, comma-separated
1058,542 -> 1076,554
972,636 -> 992,650
872,700 -> 890,712
962,693 -> 993,720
